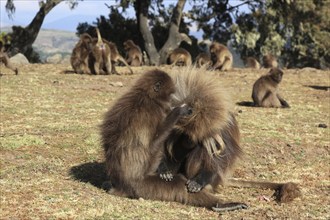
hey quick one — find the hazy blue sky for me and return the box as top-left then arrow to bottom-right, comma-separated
0,1 -> 124,31
0,1 -> 246,37
0,0 -> 189,32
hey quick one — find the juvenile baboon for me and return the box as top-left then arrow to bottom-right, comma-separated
195,52 -> 212,68
252,67 -> 290,108
70,33 -> 93,74
0,41 -> 18,75
244,57 -> 261,69
262,54 -> 278,68
158,67 -> 299,204
104,40 -> 133,74
209,42 -> 233,71
101,69 -> 247,212
123,40 -> 143,66
168,48 -> 192,66
88,28 -> 112,75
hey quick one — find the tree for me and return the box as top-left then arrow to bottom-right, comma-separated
4,0 -> 79,62
187,0 -> 261,43
231,0 -> 330,69
133,0 -> 192,65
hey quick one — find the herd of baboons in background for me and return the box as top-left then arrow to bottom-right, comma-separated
0,26 -> 287,76
67,27 -> 290,108
0,26 -> 292,109
69,27 -> 280,76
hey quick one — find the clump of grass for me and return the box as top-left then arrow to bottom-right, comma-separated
0,134 -> 46,149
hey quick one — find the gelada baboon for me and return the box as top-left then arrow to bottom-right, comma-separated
0,41 -> 18,75
89,28 -> 112,75
123,40 -> 143,66
244,57 -> 260,69
104,40 -> 133,75
70,33 -> 93,74
209,42 -> 233,71
262,54 -> 278,68
195,52 -> 212,68
168,48 -> 192,66
158,67 -> 299,204
101,69 -> 246,212
252,67 -> 290,108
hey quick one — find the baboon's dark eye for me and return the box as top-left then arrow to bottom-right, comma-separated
154,81 -> 162,92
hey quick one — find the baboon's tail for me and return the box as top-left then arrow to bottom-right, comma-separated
132,175 -> 247,211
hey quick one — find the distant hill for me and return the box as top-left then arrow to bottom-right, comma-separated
32,29 -> 78,61
2,27 -> 78,62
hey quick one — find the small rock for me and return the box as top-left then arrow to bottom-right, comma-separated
110,82 -> 124,87
318,123 -> 327,128
10,53 -> 29,65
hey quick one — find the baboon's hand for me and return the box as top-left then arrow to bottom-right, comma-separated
159,171 -> 173,182
178,104 -> 193,116
186,179 -> 203,193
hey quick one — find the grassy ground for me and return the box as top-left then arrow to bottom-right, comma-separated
0,64 -> 329,219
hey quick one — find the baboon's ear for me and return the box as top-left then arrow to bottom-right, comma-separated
154,81 -> 162,92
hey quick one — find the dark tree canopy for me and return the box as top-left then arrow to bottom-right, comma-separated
231,0 -> 330,69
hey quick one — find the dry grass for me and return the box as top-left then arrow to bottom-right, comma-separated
0,64 -> 329,219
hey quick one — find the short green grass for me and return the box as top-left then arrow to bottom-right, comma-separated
1,64 -> 329,219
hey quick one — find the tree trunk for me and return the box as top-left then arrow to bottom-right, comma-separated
158,0 -> 190,64
133,0 -> 190,65
134,0 -> 160,65
8,0 -> 62,61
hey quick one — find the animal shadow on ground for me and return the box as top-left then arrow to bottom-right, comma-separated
69,162 -> 107,189
304,85 -> 330,91
236,101 -> 255,107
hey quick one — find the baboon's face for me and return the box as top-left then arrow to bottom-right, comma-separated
123,40 -> 134,50
270,68 -> 283,83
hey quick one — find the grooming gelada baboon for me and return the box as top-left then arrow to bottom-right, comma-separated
244,57 -> 261,69
89,28 -> 112,75
123,40 -> 143,66
262,54 -> 278,68
70,33 -> 93,74
101,69 -> 247,212
252,67 -> 290,108
104,40 -> 133,75
195,52 -> 212,68
209,42 -> 233,71
0,41 -> 18,75
158,67 -> 299,205
168,48 -> 192,66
